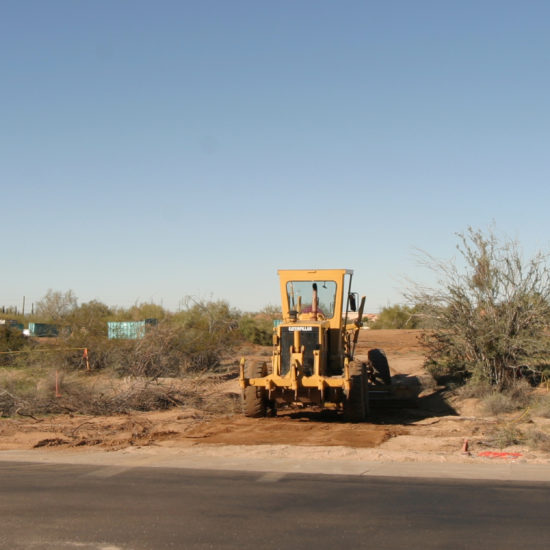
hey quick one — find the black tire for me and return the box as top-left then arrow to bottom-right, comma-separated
368,348 -> 391,386
243,362 -> 268,418
343,361 -> 367,422
363,370 -> 370,418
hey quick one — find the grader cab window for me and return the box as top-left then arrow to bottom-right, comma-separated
286,281 -> 337,318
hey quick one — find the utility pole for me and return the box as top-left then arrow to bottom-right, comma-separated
22,296 -> 25,317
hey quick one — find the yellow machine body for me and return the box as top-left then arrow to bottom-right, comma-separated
240,269 -> 368,418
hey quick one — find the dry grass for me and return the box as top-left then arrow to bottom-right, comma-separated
531,394 -> 550,418
488,425 -> 523,448
481,380 -> 532,416
525,429 -> 550,452
482,393 -> 519,416
457,378 -> 493,399
0,366 -> 239,419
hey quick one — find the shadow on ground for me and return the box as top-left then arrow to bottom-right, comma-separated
281,396 -> 456,426
282,372 -> 457,426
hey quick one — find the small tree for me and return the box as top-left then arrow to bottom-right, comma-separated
409,228 -> 550,388
69,300 -> 112,332
124,302 -> 167,321
170,298 -> 241,370
35,290 -> 77,322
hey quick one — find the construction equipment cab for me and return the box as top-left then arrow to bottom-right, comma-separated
239,269 -> 385,421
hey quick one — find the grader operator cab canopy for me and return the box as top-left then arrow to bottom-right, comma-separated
279,269 -> 359,328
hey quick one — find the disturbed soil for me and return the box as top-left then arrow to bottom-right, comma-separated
1,330 -> 549,464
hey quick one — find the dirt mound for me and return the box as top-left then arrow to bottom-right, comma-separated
183,412 -> 405,447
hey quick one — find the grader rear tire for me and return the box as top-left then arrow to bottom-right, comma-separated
243,361 -> 268,418
368,348 -> 391,386
343,361 -> 367,422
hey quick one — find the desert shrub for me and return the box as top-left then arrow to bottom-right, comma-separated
0,326 -> 33,367
506,379 -> 533,406
0,334 -> 104,372
239,316 -> 273,346
0,366 -> 50,416
59,379 -> 188,414
123,325 -> 191,377
0,370 -> 193,417
201,393 -> 241,415
64,328 -> 184,378
239,305 -> 280,345
0,366 -> 243,418
67,300 -> 112,337
170,298 -> 240,366
13,296 -> 246,377
57,327 -> 128,371
408,227 -> 550,389
0,326 -> 28,353
489,425 -> 523,448
531,394 -> 550,418
114,302 -> 167,322
370,305 -> 421,329
483,393 -> 518,416
451,370 -> 492,397
525,429 -> 550,452
482,380 -> 531,415
0,390 -> 18,416
49,298 -> 241,376
111,300 -> 240,378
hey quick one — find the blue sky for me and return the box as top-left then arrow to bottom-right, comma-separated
1,1 -> 549,313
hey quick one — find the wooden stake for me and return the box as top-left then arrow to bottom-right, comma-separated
55,370 -> 61,398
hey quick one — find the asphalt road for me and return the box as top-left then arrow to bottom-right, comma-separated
1,462 -> 549,550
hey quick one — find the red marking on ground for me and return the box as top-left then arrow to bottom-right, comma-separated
478,451 -> 522,459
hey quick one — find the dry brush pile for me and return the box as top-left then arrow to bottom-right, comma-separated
0,299 -> 250,418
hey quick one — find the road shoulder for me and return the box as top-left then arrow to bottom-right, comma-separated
1,445 -> 550,482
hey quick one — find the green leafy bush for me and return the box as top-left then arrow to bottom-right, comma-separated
0,326 -> 27,353
408,227 -> 550,389
239,316 -> 273,345
369,305 -> 420,329
0,326 -> 30,367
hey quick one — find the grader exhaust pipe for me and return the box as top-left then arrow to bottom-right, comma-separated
312,283 -> 318,318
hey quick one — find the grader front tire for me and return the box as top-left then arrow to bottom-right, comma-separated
343,361 -> 367,422
243,362 -> 268,418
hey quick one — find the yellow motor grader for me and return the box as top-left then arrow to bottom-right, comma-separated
239,269 -> 391,421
